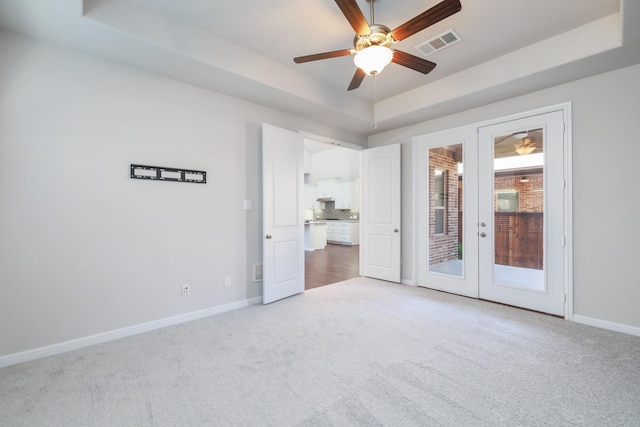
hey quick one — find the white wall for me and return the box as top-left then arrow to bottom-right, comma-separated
0,31 -> 365,358
369,63 -> 640,331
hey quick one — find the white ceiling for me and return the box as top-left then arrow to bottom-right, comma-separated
1,0 -> 638,136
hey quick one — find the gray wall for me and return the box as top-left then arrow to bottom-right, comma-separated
369,63 -> 640,330
2,27 -> 638,359
0,31 -> 365,358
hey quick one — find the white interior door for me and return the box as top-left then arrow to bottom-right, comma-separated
415,126 -> 478,297
361,144 -> 401,282
478,111 -> 566,316
262,124 -> 304,304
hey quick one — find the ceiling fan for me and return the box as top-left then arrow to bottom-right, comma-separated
494,130 -> 541,155
293,0 -> 462,91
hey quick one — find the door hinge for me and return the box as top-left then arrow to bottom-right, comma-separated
563,294 -> 567,303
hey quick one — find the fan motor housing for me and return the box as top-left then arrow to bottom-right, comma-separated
353,24 -> 394,52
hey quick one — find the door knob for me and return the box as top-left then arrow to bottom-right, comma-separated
266,234 -> 272,239
480,222 -> 486,227
480,232 -> 487,237
394,228 -> 399,233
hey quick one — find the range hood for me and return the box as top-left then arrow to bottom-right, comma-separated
317,197 -> 334,202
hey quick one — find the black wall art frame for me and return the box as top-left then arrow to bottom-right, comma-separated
130,164 -> 206,184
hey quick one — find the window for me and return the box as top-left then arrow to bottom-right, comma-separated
434,169 -> 447,234
496,190 -> 519,212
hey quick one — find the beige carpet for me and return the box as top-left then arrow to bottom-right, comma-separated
1,277 -> 639,426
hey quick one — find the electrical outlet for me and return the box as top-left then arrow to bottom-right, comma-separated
224,276 -> 231,288
253,264 -> 263,282
181,284 -> 190,296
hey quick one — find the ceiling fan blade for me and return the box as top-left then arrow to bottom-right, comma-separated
348,68 -> 366,91
294,49 -> 353,64
392,51 -> 436,74
391,0 -> 462,42
335,0 -> 371,36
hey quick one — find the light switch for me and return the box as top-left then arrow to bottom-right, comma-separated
243,200 -> 253,210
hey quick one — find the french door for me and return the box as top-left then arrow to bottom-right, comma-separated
478,111 -> 565,315
416,108 -> 568,316
262,127 -> 402,304
416,126 -> 478,297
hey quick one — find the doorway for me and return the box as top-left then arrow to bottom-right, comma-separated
415,106 -> 570,316
262,126 -> 401,303
303,138 -> 361,289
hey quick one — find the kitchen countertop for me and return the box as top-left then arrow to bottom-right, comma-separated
305,219 -> 359,224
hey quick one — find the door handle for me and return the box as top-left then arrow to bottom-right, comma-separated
266,234 -> 272,239
394,228 -> 399,233
480,232 -> 487,238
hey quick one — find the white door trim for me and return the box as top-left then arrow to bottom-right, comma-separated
299,131 -> 365,152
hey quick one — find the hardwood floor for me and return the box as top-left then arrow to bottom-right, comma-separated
305,244 -> 359,290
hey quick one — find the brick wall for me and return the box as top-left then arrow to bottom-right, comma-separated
429,147 -> 460,267
494,169 -> 543,212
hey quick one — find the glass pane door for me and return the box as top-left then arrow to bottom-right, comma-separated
416,125 -> 478,298
428,144 -> 463,277
478,110 -> 565,316
491,128 -> 544,291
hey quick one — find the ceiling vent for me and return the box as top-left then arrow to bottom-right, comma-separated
415,29 -> 461,57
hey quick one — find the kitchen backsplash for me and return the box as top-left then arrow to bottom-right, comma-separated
313,201 -> 359,220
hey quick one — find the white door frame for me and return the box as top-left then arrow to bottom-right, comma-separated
412,103 -> 573,319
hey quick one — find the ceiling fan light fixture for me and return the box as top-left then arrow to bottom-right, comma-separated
354,45 -> 393,76
515,137 -> 536,155
293,0 -> 462,90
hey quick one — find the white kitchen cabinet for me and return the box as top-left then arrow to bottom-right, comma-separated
305,184 -> 324,209
326,222 -> 359,245
310,147 -> 360,181
334,179 -> 359,210
317,178 -> 336,199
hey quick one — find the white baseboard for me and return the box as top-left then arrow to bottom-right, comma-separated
572,314 -> 640,337
401,279 -> 416,286
0,296 -> 263,369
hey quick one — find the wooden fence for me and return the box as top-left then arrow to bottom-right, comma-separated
494,212 -> 543,269
459,211 -> 543,270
